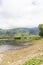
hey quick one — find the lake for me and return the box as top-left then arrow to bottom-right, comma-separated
0,45 -> 23,52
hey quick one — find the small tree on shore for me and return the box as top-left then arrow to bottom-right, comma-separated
39,24 -> 43,36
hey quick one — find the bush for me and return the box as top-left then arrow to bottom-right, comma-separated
23,58 -> 43,65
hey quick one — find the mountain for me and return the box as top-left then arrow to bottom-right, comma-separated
0,27 -> 39,35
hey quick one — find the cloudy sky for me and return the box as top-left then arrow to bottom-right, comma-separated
0,0 -> 43,29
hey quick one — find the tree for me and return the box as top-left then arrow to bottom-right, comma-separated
39,24 -> 43,36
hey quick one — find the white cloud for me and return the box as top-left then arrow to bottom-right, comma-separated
0,0 -> 43,29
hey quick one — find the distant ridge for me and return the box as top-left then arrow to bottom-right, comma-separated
0,27 -> 39,35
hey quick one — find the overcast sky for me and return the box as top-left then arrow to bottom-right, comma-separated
0,0 -> 43,29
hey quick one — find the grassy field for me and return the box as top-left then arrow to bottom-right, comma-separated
0,38 -> 42,65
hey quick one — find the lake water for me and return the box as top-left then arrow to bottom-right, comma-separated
0,45 -> 23,52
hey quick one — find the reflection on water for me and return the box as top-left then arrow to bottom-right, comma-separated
0,45 -> 22,52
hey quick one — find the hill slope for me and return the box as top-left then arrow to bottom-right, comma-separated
0,27 -> 39,35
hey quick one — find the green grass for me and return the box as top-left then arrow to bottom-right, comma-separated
23,58 -> 43,65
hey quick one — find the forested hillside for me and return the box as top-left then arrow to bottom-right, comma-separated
0,27 -> 39,35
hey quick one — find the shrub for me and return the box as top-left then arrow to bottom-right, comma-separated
23,58 -> 43,65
